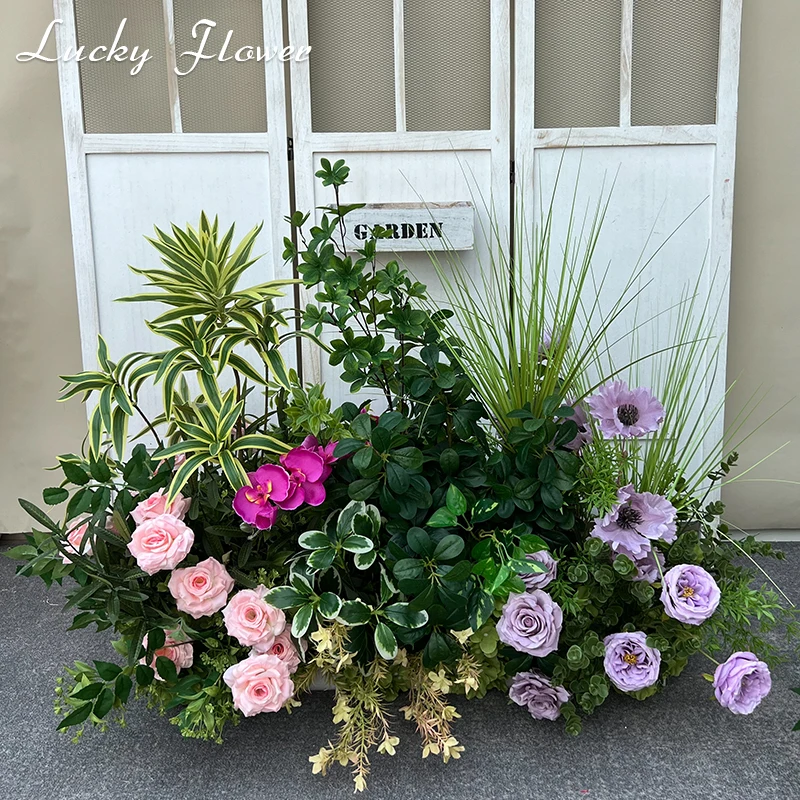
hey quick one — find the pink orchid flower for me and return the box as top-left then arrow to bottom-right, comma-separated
277,447 -> 326,510
300,435 -> 339,480
232,464 -> 290,529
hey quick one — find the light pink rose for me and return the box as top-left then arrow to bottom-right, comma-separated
252,629 -> 301,674
223,653 -> 294,716
222,585 -> 286,648
127,513 -> 194,575
141,630 -> 194,681
62,516 -> 92,564
168,557 -> 234,619
131,488 -> 191,525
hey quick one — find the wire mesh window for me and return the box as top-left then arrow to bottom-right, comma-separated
308,0 -> 396,133
75,0 -> 268,134
75,0 -> 172,134
533,0 -> 621,129
404,0 -> 491,132
173,0 -> 267,133
631,0 -> 720,126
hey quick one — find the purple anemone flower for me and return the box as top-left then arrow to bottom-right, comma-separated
277,447 -> 326,510
713,652 -> 772,715
660,564 -> 721,625
612,542 -> 664,583
232,464 -> 290,530
587,380 -> 664,438
563,401 -> 593,452
603,631 -> 661,692
591,484 -> 677,556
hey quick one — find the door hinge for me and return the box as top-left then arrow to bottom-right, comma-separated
287,137 -> 294,161
510,160 -> 516,185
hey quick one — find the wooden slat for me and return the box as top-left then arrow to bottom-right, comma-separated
83,133 -> 273,153
620,0 -> 633,126
533,125 -> 718,148
161,0 -> 182,133
53,0 -> 100,377
393,0 -> 407,132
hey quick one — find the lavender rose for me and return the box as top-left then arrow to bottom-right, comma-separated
509,670 -> 569,721
520,550 -> 558,591
496,590 -> 563,657
612,543 -> 664,583
713,651 -> 772,715
603,631 -> 661,692
661,564 -> 720,625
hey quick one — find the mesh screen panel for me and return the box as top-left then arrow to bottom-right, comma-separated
404,0 -> 491,131
174,0 -> 268,133
631,0 -> 720,126
75,0 -> 172,134
534,0 -> 621,129
308,0 -> 395,132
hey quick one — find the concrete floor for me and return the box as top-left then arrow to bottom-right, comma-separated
1,543 -> 799,800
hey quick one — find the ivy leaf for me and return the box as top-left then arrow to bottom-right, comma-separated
428,508 -> 457,528
384,602 -> 428,629
341,534 -> 373,554
445,484 -> 467,516
354,549 -> 377,570
374,622 -> 398,660
267,586 -> 309,609
317,592 -> 343,620
291,603 -> 315,638
337,599 -> 372,626
297,530 -> 330,550
434,534 -> 464,562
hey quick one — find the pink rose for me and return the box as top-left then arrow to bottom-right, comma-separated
222,585 -> 286,648
62,516 -> 92,564
168,557 -> 234,619
223,653 -> 294,716
131,488 -> 191,525
141,630 -> 194,681
128,513 -> 194,575
252,629 -> 301,674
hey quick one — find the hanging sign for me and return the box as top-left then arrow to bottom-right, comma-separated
342,202 -> 474,252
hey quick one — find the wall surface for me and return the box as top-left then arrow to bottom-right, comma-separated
0,0 -> 797,531
0,0 -> 85,531
722,0 -> 800,529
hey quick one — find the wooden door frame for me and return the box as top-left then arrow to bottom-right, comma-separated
53,0 -> 291,377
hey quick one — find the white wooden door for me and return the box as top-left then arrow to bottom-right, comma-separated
515,0 -> 741,468
288,0 -> 511,408
55,0 -> 292,423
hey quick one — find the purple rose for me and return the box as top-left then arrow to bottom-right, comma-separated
496,590 -> 563,657
509,670 -> 569,721
713,651 -> 772,714
587,380 -> 664,439
612,543 -> 664,583
591,484 -> 677,556
603,631 -> 661,692
661,564 -> 720,625
520,550 -> 558,591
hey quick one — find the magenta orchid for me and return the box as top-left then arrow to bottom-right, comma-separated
277,447 -> 327,510
300,435 -> 339,480
232,464 -> 290,530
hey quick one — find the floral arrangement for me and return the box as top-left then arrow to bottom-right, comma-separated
9,160 -> 797,791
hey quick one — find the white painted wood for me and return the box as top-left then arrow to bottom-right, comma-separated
54,0 -> 294,397
53,0 -> 99,377
533,125 -> 718,148
83,133 -> 273,153
515,0 -> 743,481
343,202 -> 474,252
393,0 -> 407,132
289,0 -> 511,392
161,0 -> 182,133
705,0 -> 743,491
620,0 -> 633,127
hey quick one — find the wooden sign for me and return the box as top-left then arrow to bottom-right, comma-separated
342,202 -> 474,252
